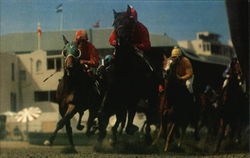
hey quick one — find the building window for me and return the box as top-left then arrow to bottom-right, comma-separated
36,60 -> 42,72
47,58 -> 62,71
20,70 -> 26,81
11,63 -> 15,81
199,44 -> 201,48
206,44 -> 210,51
10,92 -> 17,112
47,58 -> 55,70
203,44 -> 206,51
34,91 -> 57,102
56,58 -> 62,71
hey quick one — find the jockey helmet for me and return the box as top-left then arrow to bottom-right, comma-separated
75,30 -> 88,41
126,5 -> 137,21
171,47 -> 182,57
104,55 -> 113,65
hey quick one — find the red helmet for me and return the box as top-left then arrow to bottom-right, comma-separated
126,5 -> 137,21
75,30 -> 88,41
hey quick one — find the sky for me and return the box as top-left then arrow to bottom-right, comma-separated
0,0 -> 231,44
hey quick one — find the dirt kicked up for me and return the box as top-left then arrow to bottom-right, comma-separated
0,141 -> 249,158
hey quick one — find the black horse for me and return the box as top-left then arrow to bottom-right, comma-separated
44,36 -> 101,150
215,58 -> 248,152
97,6 -> 159,144
196,85 -> 220,151
156,55 -> 198,152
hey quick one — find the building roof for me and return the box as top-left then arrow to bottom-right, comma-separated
0,28 -> 177,53
182,48 -> 231,66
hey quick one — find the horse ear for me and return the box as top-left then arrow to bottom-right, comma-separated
127,5 -> 131,16
113,9 -> 117,16
62,35 -> 69,45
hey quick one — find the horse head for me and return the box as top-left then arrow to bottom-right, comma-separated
113,5 -> 136,47
163,56 -> 181,83
61,35 -> 82,76
229,58 -> 242,79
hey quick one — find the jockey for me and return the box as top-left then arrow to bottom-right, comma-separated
96,55 -> 114,78
75,29 -> 100,96
75,30 -> 99,69
222,57 -> 244,90
109,5 -> 151,52
171,47 -> 194,94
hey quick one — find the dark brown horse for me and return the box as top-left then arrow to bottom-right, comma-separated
215,58 -> 248,152
196,85 -> 220,151
155,55 -> 198,152
97,6 -> 159,144
44,36 -> 101,150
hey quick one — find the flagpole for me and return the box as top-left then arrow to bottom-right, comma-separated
37,22 -> 41,50
60,11 -> 63,31
56,3 -> 63,31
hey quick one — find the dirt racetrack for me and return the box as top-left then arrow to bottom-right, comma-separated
0,141 -> 249,158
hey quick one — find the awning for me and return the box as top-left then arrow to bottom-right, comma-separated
181,48 -> 231,66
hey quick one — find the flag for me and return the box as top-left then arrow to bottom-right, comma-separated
37,22 -> 42,36
55,3 -> 63,13
92,21 -> 100,28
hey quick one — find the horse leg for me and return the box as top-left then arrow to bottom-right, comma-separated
110,116 -> 120,145
177,124 -> 187,148
86,108 -> 97,136
98,94 -> 114,143
125,106 -> 138,135
46,104 -> 77,146
164,122 -> 175,152
147,88 -> 160,126
97,89 -> 118,143
98,111 -> 111,143
140,120 -> 147,133
119,111 -> 127,135
76,111 -> 84,130
230,120 -> 242,144
215,118 -> 226,153
152,123 -> 162,145
65,120 -> 74,146
192,112 -> 201,141
145,121 -> 153,144
152,113 -> 164,145
113,110 -> 126,133
110,113 -> 123,145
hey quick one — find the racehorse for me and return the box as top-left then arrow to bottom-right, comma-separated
44,36 -> 101,149
97,6 -> 159,144
197,85 -> 220,151
215,58 -> 248,152
156,54 -> 198,152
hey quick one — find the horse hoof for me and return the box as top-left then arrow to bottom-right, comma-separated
126,124 -> 139,135
163,147 -> 168,152
43,140 -> 51,146
77,125 -> 84,130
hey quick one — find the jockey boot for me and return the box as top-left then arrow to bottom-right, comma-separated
125,124 -> 139,135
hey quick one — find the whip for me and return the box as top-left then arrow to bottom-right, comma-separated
43,71 -> 58,82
